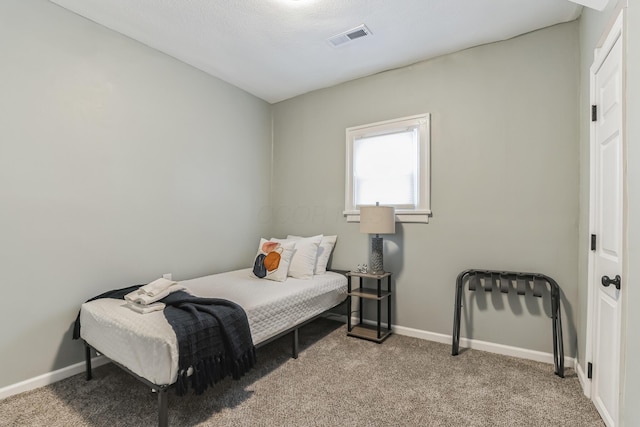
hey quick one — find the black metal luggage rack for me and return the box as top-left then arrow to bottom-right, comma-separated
452,269 -> 564,377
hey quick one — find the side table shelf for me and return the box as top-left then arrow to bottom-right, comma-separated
346,271 -> 392,343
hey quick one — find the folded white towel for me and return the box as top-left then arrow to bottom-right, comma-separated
140,278 -> 177,297
125,284 -> 185,305
124,289 -> 144,303
125,301 -> 165,314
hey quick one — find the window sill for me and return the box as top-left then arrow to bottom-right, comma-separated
344,210 -> 431,224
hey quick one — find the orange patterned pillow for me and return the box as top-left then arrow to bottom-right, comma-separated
252,238 -> 295,282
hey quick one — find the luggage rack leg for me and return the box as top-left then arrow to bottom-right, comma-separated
551,285 -> 564,377
452,271 -> 465,356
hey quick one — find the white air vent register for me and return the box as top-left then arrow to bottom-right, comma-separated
327,24 -> 372,47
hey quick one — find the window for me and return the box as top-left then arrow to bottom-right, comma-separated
344,114 -> 431,223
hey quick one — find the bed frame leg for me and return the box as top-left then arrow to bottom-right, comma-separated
292,328 -> 299,359
157,387 -> 169,427
84,342 -> 92,381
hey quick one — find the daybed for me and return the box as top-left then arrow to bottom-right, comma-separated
78,237 -> 346,427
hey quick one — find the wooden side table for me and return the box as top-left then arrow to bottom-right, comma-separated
346,271 -> 392,343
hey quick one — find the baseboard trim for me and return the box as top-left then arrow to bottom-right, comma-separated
328,314 -> 575,369
575,361 -> 591,397
0,356 -> 109,400
394,323 -> 575,369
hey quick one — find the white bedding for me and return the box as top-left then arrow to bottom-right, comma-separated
80,268 -> 347,385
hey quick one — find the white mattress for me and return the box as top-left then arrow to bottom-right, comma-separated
80,268 -> 347,385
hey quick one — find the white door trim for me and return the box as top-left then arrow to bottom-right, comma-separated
585,8 -> 625,425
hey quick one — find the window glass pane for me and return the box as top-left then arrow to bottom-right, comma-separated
354,128 -> 417,207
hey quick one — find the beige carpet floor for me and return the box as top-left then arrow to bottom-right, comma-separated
0,318 -> 603,426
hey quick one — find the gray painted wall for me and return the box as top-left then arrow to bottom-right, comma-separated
0,0 -> 271,388
272,23 -> 580,356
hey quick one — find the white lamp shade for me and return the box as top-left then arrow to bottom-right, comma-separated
359,205 -> 396,234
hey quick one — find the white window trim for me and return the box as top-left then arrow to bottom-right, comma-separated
344,113 -> 431,223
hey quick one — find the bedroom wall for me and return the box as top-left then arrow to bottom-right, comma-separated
0,0 -> 271,389
271,22 -> 580,356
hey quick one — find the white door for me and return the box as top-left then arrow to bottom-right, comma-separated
590,16 -> 624,427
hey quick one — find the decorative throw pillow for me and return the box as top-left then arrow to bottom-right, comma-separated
252,239 -> 295,282
272,235 -> 322,279
287,235 -> 337,274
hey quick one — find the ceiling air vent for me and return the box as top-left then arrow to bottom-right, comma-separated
327,24 -> 372,48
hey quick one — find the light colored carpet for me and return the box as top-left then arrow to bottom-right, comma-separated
0,318 -> 603,426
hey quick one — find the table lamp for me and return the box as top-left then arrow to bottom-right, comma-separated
359,203 -> 395,274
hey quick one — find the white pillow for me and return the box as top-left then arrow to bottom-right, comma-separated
272,235 -> 322,279
251,238 -> 295,282
287,235 -> 337,274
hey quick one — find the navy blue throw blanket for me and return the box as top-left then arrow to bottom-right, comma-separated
162,291 -> 256,395
73,286 -> 256,396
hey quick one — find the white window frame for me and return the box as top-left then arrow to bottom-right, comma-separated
344,113 -> 431,223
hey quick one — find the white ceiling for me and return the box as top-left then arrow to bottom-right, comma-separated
49,0 -> 583,104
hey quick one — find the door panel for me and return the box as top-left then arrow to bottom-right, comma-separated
598,134 -> 621,264
594,293 -> 619,424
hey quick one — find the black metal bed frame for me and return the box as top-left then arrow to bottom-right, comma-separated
83,300 -> 346,427
451,269 -> 564,378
